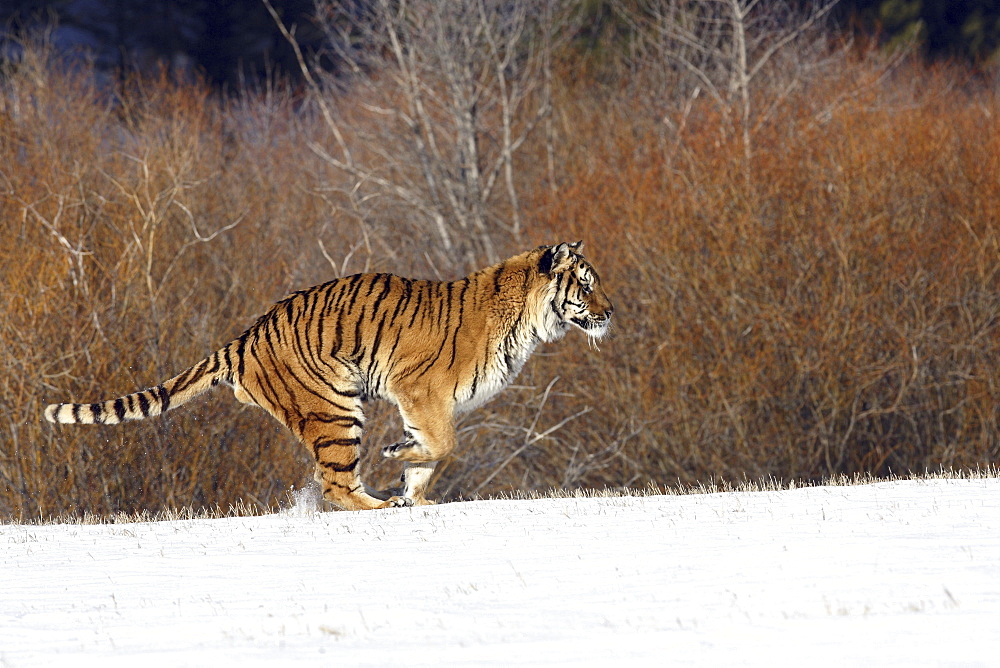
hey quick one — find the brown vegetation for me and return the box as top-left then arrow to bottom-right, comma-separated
1,25 -> 998,519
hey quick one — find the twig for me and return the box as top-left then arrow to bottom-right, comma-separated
471,377 -> 592,495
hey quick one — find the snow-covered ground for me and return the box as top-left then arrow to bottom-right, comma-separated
2,478 -> 999,666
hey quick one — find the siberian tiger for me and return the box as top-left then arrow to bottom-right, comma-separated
44,242 -> 613,510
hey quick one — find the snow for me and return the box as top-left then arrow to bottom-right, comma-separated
2,478 -> 1000,666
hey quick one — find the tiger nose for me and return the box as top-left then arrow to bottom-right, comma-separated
604,303 -> 614,319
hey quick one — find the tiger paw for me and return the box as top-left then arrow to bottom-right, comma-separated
381,440 -> 416,459
385,496 -> 414,508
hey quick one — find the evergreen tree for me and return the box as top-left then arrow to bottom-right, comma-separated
845,0 -> 1000,62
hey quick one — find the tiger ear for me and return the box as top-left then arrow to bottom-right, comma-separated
538,242 -> 577,275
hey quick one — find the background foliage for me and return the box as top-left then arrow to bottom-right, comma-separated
842,0 -> 1000,62
1,2 -> 998,519
3,0 -> 999,90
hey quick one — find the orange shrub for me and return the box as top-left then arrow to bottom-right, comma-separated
527,54 -> 999,487
1,43 -> 997,519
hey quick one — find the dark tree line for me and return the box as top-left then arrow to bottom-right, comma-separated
1,0 -> 326,87
842,0 -> 1000,63
1,1 -> 998,89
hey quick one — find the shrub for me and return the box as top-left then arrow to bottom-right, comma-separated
1,38 -> 997,519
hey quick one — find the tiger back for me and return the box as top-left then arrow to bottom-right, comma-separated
45,242 -> 613,510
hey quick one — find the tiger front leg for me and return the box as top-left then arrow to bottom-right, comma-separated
381,428 -> 424,460
367,461 -> 437,506
401,462 -> 438,505
380,402 -> 455,505
380,426 -> 455,463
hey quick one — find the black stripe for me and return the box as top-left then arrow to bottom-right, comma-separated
113,399 -> 126,422
137,392 -> 150,417
370,274 -> 393,314
385,325 -> 405,363
332,318 -> 344,355
329,275 -> 357,313
251,367 -> 292,425
348,307 -> 366,363
90,403 -> 104,424
408,283 -> 425,328
286,292 -> 332,393
319,280 -> 339,319
314,437 -> 362,449
222,345 -> 234,381
207,351 -> 221,375
171,364 -> 199,396
493,262 -> 506,294
235,328 -> 252,379
550,272 -> 567,319
252,336 -> 299,422
369,310 -> 390,363
388,278 -> 413,327
138,390 -> 149,417
411,344 -> 445,381
72,403 -> 82,422
469,365 -> 479,399
448,280 -> 468,369
324,480 -> 361,493
538,247 -> 555,274
156,385 -> 171,413
364,274 -> 384,299
437,282 -> 454,332
306,284 -> 327,363
307,412 -> 364,428
274,358 -> 360,413
305,291 -> 357,401
319,458 -> 360,473
260,314 -> 277,350
345,273 -> 367,311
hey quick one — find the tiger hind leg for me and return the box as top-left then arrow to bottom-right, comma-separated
301,412 -> 411,511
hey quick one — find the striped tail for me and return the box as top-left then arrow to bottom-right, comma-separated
44,349 -> 232,425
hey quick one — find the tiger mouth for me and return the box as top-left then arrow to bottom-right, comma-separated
572,315 -> 611,336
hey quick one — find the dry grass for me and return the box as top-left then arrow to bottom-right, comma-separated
11,465 -> 998,526
1,38 -> 998,521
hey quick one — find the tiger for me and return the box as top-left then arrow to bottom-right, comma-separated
44,241 -> 613,510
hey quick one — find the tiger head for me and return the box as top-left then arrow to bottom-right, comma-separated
536,241 -> 614,342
